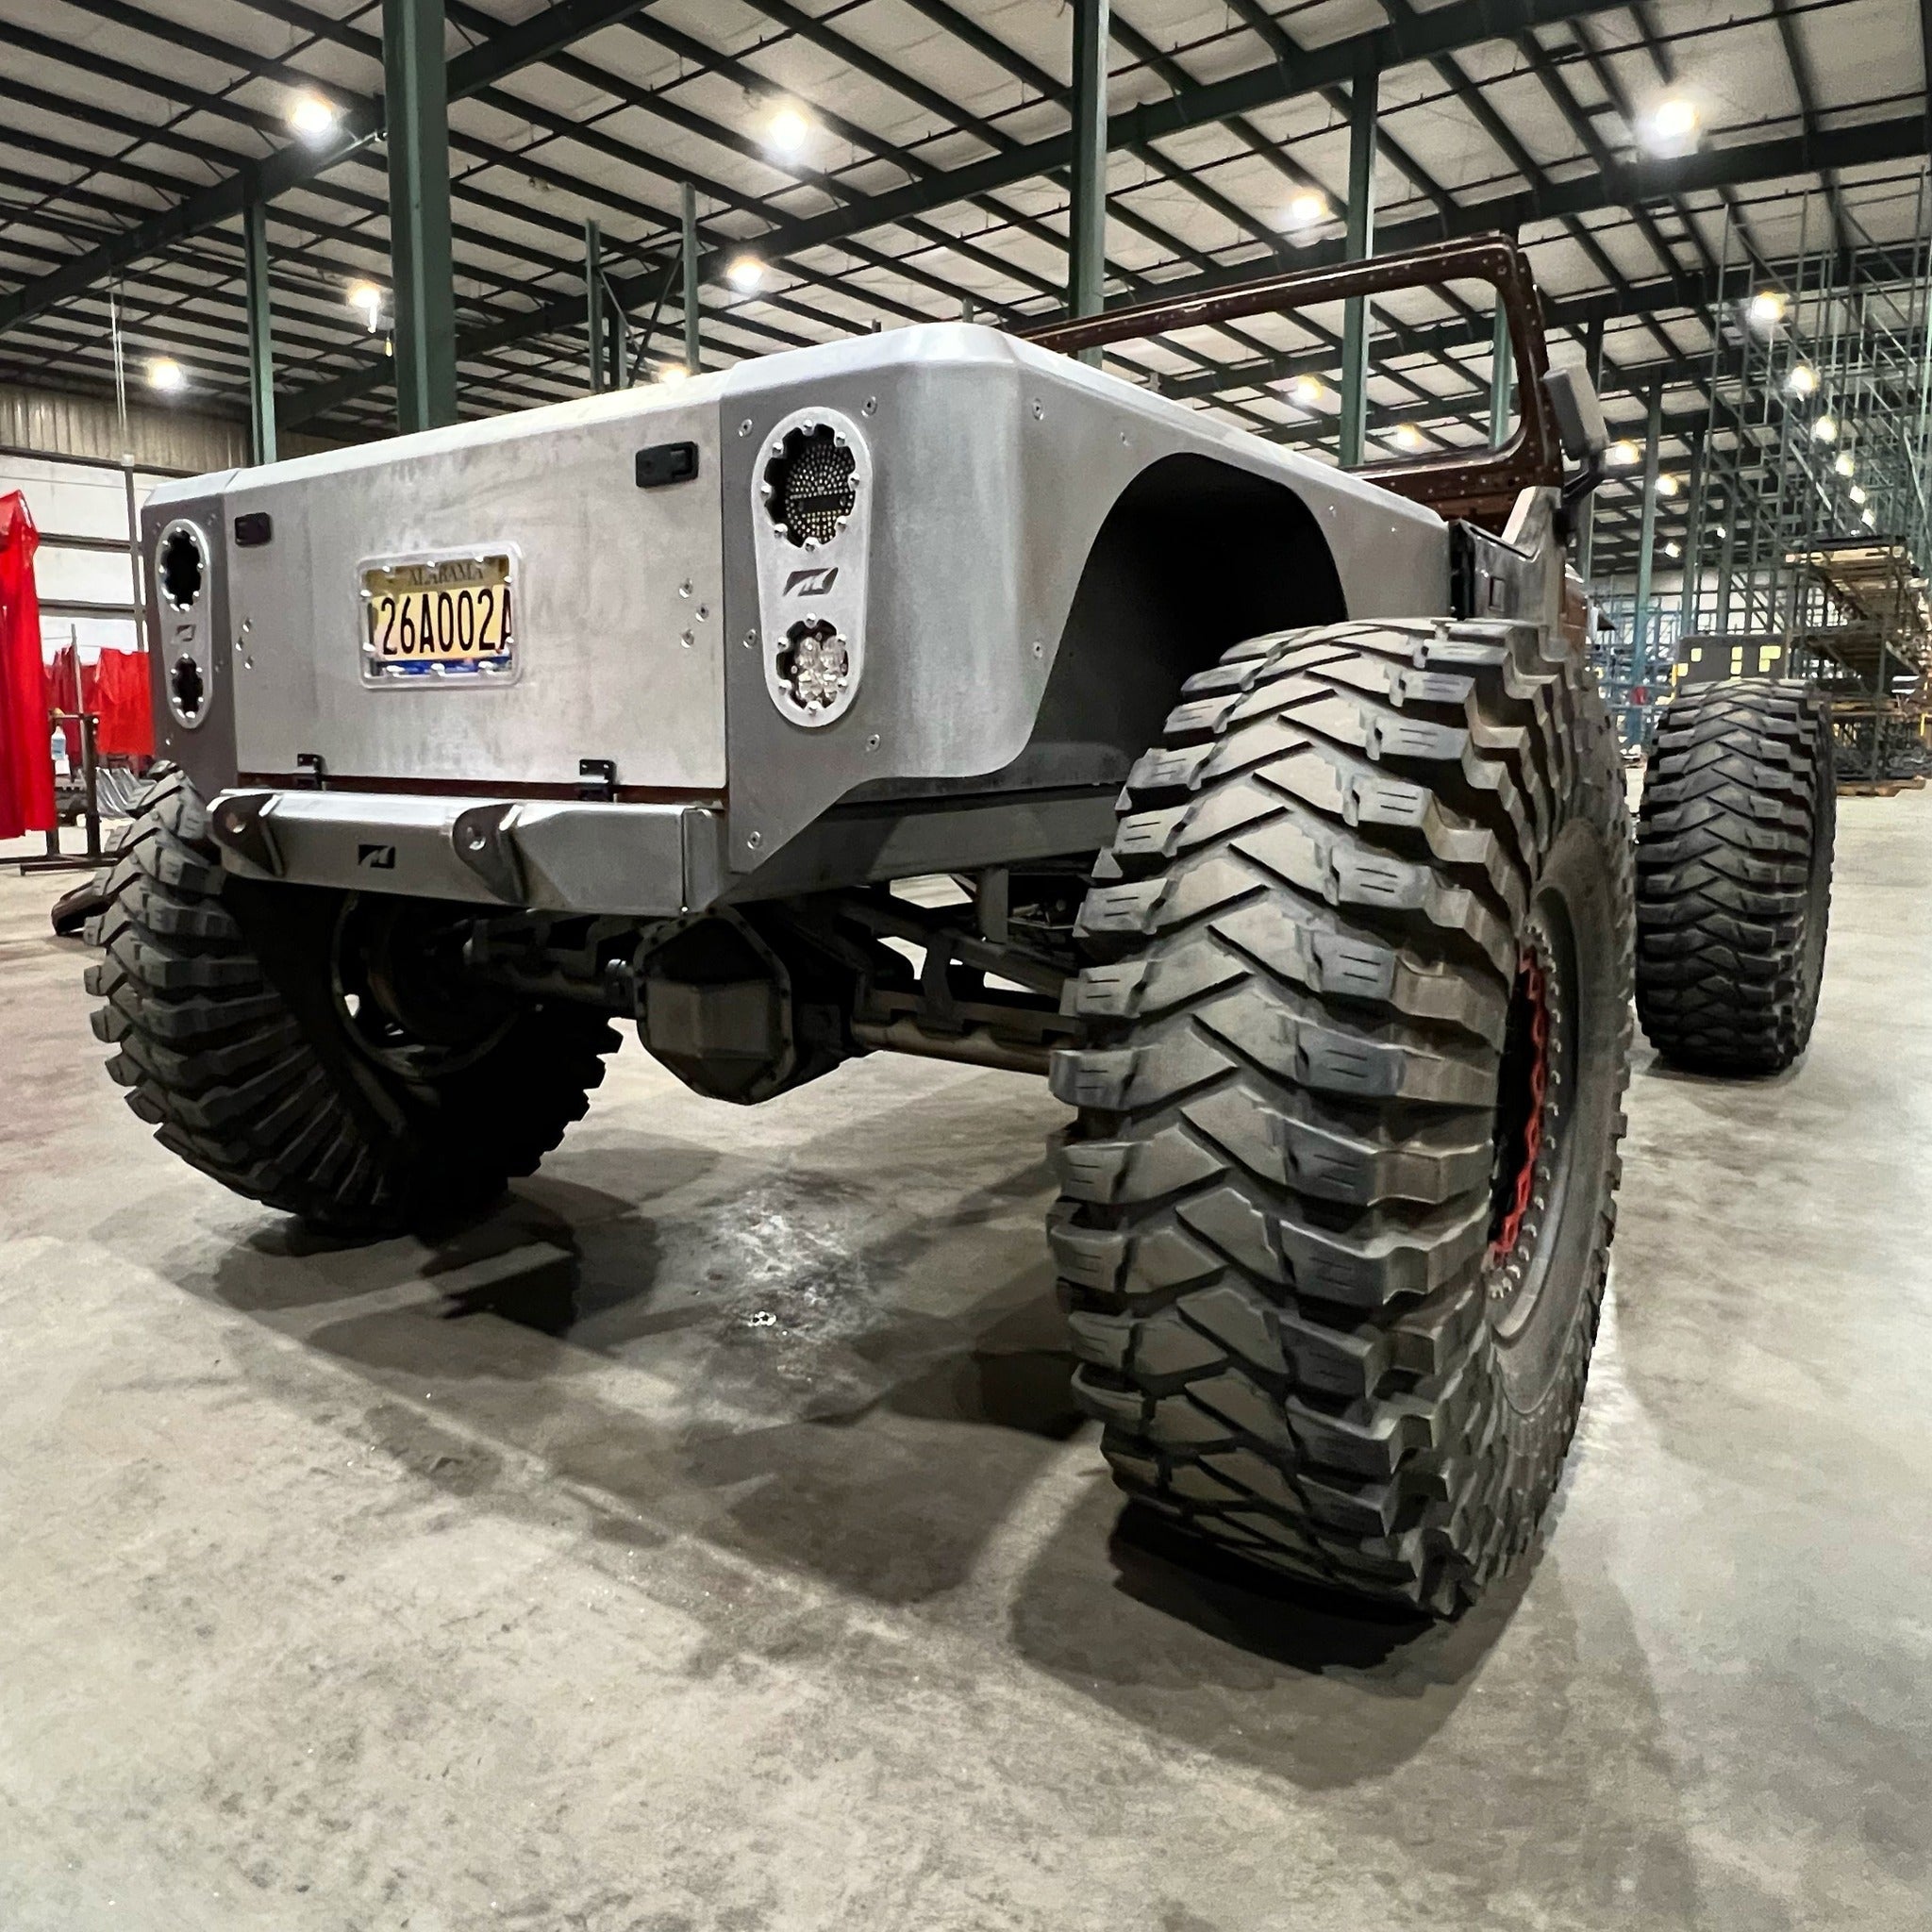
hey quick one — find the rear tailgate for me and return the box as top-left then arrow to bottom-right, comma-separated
207,383 -> 725,795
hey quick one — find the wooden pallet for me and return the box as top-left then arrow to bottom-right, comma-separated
1838,775 -> 1926,797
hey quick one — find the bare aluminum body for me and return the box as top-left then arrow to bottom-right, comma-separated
144,324 -> 1450,916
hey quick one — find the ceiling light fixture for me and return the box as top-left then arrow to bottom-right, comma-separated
1642,95 -> 1700,155
1391,423 -> 1425,452
1607,439 -> 1641,467
1291,374 -> 1324,406
146,357 -> 185,391
1850,484 -> 1868,505
765,106 -> 811,157
287,93 -> 339,142
656,362 -> 689,385
1656,473 -> 1680,497
1746,290 -> 1786,329
1285,192 -> 1328,230
1862,505 -> 1877,527
726,256 -> 765,291
347,282 -> 383,330
1664,541 -> 1681,558
1787,362 -> 1818,397
1812,414 -> 1839,442
1834,451 -> 1856,478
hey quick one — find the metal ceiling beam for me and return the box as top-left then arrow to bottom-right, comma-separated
1,0 -> 1639,346
0,0 -> 668,334
1276,350 -> 1928,490
1374,0 -> 1668,372
275,111 -> 1924,433
1765,0 -> 1851,248
18,0 -> 1906,450
1514,27 -> 1685,285
0,186 -> 472,363
688,0 -> 1639,277
276,0 -> 1309,434
34,0 -> 720,264
0,116 -> 580,298
1567,15 -> 1719,281
440,5 -> 1041,332
1157,235 -> 1920,408
8,11 -> 1032,411
703,0 -> 1121,277
633,0 -> 1344,417
1625,0 -> 1780,286
1094,9 -> 1480,408
1924,0 -> 1932,158
1119,118 -> 1929,314
6,71 -> 253,179
1119,3 -> 1457,262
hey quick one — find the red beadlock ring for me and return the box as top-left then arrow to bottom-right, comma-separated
1490,954 -> 1549,1262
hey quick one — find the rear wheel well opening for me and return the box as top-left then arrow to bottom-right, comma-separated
1027,454 -> 1348,784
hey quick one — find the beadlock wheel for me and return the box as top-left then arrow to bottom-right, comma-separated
1049,618 -> 1634,1615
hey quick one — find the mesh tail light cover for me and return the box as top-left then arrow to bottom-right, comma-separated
154,517 -> 215,732
158,525 -> 207,610
762,424 -> 858,546
751,408 -> 872,728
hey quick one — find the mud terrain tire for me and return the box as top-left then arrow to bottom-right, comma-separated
87,766 -> 618,1233
1635,680 -> 1834,1074
1050,619 -> 1632,1615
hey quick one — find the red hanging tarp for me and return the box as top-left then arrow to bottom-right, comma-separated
43,644 -> 156,764
0,491 -> 55,840
93,645 -> 155,758
44,642 -> 83,769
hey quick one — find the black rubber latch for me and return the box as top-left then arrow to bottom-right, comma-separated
294,752 -> 327,790
233,511 -> 273,547
635,441 -> 699,489
577,757 -> 617,802
208,791 -> 282,875
450,803 -> 525,903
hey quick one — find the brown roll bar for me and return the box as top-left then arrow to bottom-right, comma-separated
1020,233 -> 1563,524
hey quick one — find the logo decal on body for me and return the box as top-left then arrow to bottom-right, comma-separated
783,565 -> 840,597
358,843 -> 397,870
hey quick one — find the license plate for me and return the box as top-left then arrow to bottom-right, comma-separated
360,552 -> 515,682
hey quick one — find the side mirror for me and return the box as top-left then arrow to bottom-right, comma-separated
1545,364 -> 1607,462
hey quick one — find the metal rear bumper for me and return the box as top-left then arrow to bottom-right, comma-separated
207,788 -> 726,916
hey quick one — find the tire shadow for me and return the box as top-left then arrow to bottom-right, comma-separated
1009,1484 -> 1530,1788
121,1081 -> 1088,1611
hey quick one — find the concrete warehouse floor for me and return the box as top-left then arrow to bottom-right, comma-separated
1,796 -> 1928,1932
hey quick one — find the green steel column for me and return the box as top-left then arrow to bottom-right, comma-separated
585,218 -> 605,395
1069,0 -> 1109,364
243,197 -> 276,465
1574,316 -> 1605,583
1633,381 -> 1663,676
383,0 -> 458,432
1707,203 -> 1736,630
1338,59 -> 1378,469
1488,298 -> 1513,450
1681,429 -> 1707,637
681,182 -> 700,374
1716,482 -> 1740,632
1916,162 -> 1932,507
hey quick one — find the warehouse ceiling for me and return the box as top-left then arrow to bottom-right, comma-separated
0,0 -> 1926,573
